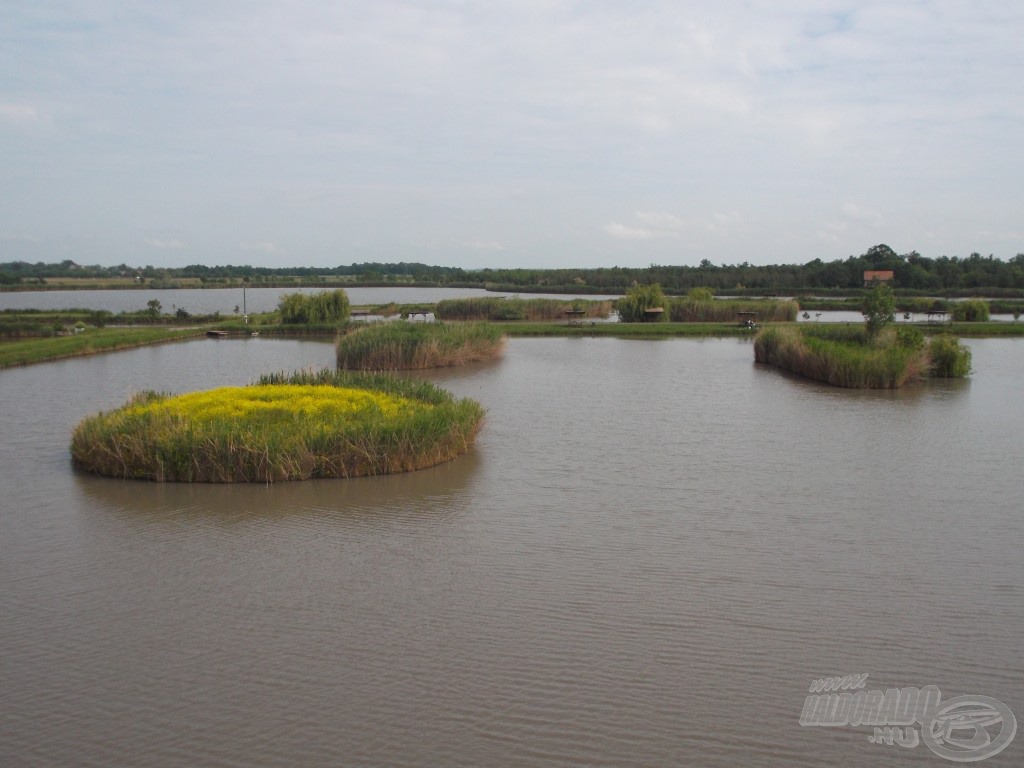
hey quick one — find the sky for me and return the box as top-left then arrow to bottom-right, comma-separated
2,1 -> 1023,270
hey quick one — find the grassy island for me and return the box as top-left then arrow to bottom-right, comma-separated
436,296 -> 612,321
70,370 -> 485,482
0,327 -> 203,369
754,325 -> 971,388
336,321 -> 505,370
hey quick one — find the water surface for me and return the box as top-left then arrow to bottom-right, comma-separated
0,286 -> 618,314
1,337 -> 1021,766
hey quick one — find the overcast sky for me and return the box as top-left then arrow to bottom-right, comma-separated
2,1 -> 1022,269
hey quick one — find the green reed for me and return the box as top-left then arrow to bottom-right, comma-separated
754,325 -> 935,388
669,298 -> 798,323
435,297 -> 612,321
336,321 -> 505,370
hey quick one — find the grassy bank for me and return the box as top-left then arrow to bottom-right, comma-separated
336,321 -> 506,369
938,321 -> 1024,336
0,327 -> 203,368
669,297 -> 798,322
436,296 -> 612,321
754,325 -> 970,388
497,321 -> 762,337
70,369 -> 485,483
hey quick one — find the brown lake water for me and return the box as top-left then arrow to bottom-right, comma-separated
2,337 -> 1022,766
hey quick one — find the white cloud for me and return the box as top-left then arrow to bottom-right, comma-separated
239,241 -> 281,254
0,102 -> 40,123
840,203 -> 883,227
606,210 -> 743,241
605,222 -> 664,240
144,237 -> 188,249
606,212 -> 683,240
462,240 -> 506,251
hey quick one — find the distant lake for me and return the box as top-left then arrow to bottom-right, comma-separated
0,286 -> 620,314
2,288 -> 1016,323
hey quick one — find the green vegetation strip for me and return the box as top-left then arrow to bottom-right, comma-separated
0,327 -> 203,369
337,321 -> 506,369
937,321 -> 1024,336
669,297 -> 798,322
435,296 -> 612,321
70,370 -> 485,483
754,325 -> 971,388
498,322 -> 761,337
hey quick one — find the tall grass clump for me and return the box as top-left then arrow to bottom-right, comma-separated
928,335 -> 972,377
616,283 -> 668,322
669,296 -> 798,322
336,321 -> 505,369
70,370 -> 484,483
435,297 -> 611,321
754,325 -> 931,388
278,288 -> 351,324
950,299 -> 990,322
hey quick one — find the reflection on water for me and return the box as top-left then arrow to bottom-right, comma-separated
2,337 -> 1022,767
74,448 -> 482,527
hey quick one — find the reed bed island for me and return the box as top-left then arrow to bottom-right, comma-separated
70,370 -> 485,482
754,285 -> 973,388
336,321 -> 505,370
754,325 -> 971,388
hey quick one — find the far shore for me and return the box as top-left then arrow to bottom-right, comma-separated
3,317 -> 1021,370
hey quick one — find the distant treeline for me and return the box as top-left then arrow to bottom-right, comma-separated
3,244 -> 1024,293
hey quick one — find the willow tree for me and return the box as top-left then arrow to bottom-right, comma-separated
278,289 -> 351,325
862,282 -> 895,338
616,283 -> 668,323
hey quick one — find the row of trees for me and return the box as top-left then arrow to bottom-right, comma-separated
475,246 -> 1024,292
4,245 -> 1024,292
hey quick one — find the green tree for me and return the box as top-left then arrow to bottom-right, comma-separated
146,299 -> 162,318
862,282 -> 895,338
278,289 -> 351,324
617,283 -> 667,323
687,287 -> 715,302
950,299 -> 990,322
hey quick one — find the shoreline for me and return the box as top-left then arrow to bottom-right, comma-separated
3,320 -> 1022,370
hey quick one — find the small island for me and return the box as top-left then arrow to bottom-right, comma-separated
70,370 -> 485,482
336,321 -> 506,370
753,283 -> 972,388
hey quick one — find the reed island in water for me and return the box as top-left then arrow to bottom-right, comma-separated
753,285 -> 972,388
70,370 -> 485,483
336,321 -> 506,370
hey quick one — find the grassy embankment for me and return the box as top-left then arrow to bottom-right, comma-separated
337,321 -> 506,369
495,321 -> 758,337
754,325 -> 971,388
669,297 -> 799,322
5,300 -> 1020,371
70,370 -> 485,483
0,327 -> 203,369
939,321 -> 1024,336
797,295 -> 1024,315
436,296 -> 612,321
